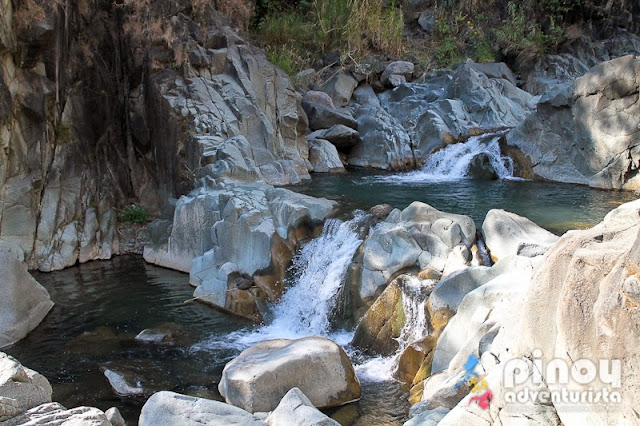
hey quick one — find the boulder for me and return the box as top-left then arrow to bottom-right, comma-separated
355,202 -> 475,306
517,199 -> 640,425
0,250 -> 54,348
302,91 -> 335,110
266,388 -> 340,426
305,104 -> 358,131
219,336 -> 361,412
404,405 -> 449,426
482,209 -> 559,261
309,125 -> 361,150
309,139 -> 345,173
105,407 -> 126,426
4,403 -> 112,426
467,153 -> 498,180
349,86 -> 415,171
507,55 -> 640,190
0,352 -> 52,422
381,61 -> 415,87
139,391 -> 266,426
135,323 -> 191,346
146,182 -> 335,319
321,71 -> 359,107
103,369 -> 145,397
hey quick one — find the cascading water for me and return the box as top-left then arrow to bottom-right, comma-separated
356,276 -> 433,382
197,213 -> 367,350
379,133 -> 516,182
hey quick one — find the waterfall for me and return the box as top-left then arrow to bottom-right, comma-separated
356,276 -> 432,382
378,133 -> 516,182
199,214 -> 367,350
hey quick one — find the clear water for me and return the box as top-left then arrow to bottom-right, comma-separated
290,170 -> 637,235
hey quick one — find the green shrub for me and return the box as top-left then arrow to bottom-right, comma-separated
118,204 -> 152,224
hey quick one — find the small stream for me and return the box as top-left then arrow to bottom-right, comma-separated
4,171 -> 636,425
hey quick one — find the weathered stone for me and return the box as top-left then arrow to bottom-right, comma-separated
219,336 -> 361,413
381,61 -> 415,87
321,72 -> 359,107
303,91 -> 335,110
305,103 -> 358,131
103,369 -> 145,397
105,407 -> 125,426
482,209 -> 559,261
507,55 -> 640,190
309,139 -> 345,173
0,250 -> 54,349
4,403 -> 112,426
139,391 -> 266,426
266,388 -> 340,426
0,352 -> 52,422
309,125 -> 361,150
467,153 -> 498,180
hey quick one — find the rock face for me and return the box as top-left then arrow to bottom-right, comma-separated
139,391 -> 266,426
380,64 -> 533,164
0,250 -> 54,348
145,182 -> 335,319
518,199 -> 640,425
482,209 -> 559,261
353,201 -> 476,309
219,336 -> 361,413
0,0 -> 312,271
507,55 -> 640,190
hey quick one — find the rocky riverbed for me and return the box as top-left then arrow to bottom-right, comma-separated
2,0 -> 640,425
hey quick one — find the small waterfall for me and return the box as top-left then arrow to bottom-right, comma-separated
356,276 -> 432,382
378,133 -> 516,182
207,214 -> 367,349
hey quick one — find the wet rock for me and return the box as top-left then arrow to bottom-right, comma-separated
467,153 -> 498,180
219,336 -> 361,413
103,369 -> 145,397
0,352 -> 52,422
139,391 -> 266,426
266,388 -> 340,426
482,209 -> 559,261
135,323 -> 191,346
105,407 -> 125,426
0,249 -> 54,348
369,204 -> 393,219
404,405 -> 449,426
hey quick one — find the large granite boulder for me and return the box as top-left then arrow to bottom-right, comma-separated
482,209 -> 560,261
5,403 -> 112,426
507,55 -> 640,190
517,199 -> 640,424
349,86 -> 415,171
0,250 -> 54,348
145,181 -> 335,319
219,336 -> 361,413
354,202 -> 476,307
308,139 -> 345,173
139,391 -> 266,426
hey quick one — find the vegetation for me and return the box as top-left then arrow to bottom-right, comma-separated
252,0 -> 404,75
118,204 -> 152,224
254,0 -> 638,72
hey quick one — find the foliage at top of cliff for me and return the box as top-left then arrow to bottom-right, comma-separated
252,0 -> 639,73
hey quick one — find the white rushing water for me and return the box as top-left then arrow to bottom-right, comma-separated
356,276 -> 433,382
376,133 -> 517,182
195,214 -> 366,350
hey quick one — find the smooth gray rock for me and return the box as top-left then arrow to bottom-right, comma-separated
303,91 -> 335,110
4,403 -> 112,426
309,139 -> 345,173
105,407 -> 125,426
309,125 -> 360,150
482,209 -> 559,261
266,388 -> 340,426
0,250 -> 54,348
322,71 -> 359,107
139,391 -> 266,426
219,336 -> 361,413
306,103 -> 358,131
0,352 -> 52,422
507,55 -> 640,190
381,61 -> 415,87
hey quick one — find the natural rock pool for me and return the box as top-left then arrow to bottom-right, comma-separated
4,176 -> 636,425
